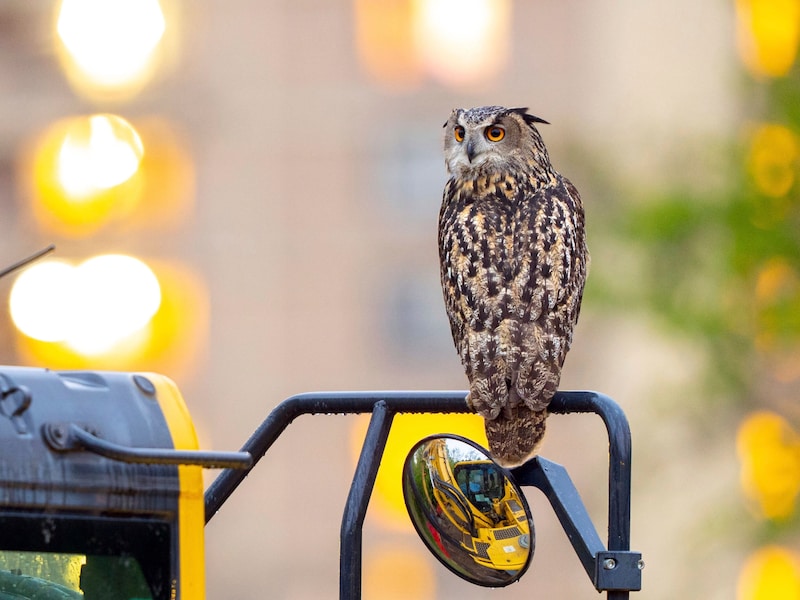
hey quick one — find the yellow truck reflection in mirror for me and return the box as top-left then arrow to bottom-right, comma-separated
402,434 -> 534,586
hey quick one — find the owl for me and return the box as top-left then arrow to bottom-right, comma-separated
438,106 -> 588,468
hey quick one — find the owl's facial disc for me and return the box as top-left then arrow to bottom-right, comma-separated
445,108 -> 520,175
465,137 -> 477,162
458,127 -> 504,170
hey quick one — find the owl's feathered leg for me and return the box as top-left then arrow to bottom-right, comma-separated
467,373 -> 547,468
484,406 -> 548,468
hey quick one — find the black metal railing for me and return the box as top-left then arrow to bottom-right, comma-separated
204,390 -> 642,599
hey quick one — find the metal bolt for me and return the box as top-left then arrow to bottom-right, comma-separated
133,375 -> 156,397
637,559 -> 645,570
603,558 -> 616,570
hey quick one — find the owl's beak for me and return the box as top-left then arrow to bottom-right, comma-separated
466,138 -> 476,162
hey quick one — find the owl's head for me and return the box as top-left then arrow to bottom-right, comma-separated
443,106 -> 553,179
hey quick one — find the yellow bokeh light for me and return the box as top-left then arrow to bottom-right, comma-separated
20,115 -> 148,237
736,0 -> 800,78
9,255 -> 161,356
414,0 -> 511,86
58,114 -> 144,197
363,543 -> 436,600
737,411 -> 800,520
747,123 -> 799,199
349,411 -> 487,530
55,0 -> 166,99
738,546 -> 800,600
20,115 -> 194,237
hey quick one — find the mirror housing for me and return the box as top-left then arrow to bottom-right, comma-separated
402,434 -> 533,587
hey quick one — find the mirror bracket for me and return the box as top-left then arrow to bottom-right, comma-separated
512,457 -> 642,592
595,550 -> 644,592
512,457 -> 603,580
513,391 -> 642,597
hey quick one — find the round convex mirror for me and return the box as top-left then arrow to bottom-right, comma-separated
402,434 -> 534,587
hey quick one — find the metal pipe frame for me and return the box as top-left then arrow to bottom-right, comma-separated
43,422 -> 253,469
203,390 -> 641,599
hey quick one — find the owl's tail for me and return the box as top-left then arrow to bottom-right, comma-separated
485,407 -> 548,469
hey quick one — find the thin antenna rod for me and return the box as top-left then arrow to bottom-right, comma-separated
0,245 -> 56,280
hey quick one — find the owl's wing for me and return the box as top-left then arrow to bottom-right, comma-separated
438,179 -> 527,417
510,176 -> 587,411
438,181 -> 473,379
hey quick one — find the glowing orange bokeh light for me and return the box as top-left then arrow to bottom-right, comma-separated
354,0 -> 421,89
19,115 -> 194,237
21,115 -> 145,237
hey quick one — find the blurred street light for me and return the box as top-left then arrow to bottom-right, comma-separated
414,0 -> 511,87
9,257 -> 208,377
57,114 -> 144,197
355,0 -> 510,88
10,255 -> 161,355
55,0 -> 167,99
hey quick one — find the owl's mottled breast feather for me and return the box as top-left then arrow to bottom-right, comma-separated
438,169 -> 587,411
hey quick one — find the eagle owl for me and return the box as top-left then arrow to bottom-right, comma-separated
438,106 -> 588,468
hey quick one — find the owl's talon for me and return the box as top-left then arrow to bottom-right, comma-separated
464,393 -> 475,412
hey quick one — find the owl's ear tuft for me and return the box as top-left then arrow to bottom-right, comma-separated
445,108 -> 463,128
508,107 -> 550,126
523,113 -> 550,127
507,106 -> 529,115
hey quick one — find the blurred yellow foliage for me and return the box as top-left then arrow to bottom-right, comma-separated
737,411 -> 800,520
738,546 -> 800,599
736,0 -> 800,78
747,123 -> 799,199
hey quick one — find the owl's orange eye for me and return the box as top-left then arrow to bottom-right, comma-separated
454,126 -> 465,142
485,126 -> 505,142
